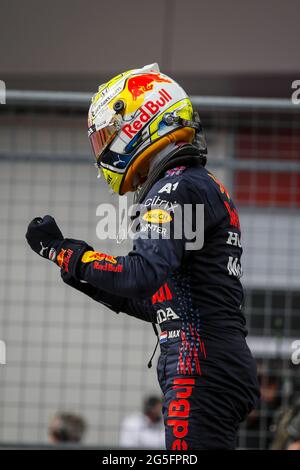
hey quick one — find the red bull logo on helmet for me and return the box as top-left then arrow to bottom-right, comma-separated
122,88 -> 172,138
127,73 -> 171,100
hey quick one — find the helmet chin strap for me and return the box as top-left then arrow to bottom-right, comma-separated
134,142 -> 206,204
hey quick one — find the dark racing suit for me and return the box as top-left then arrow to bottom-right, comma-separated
61,145 -> 260,450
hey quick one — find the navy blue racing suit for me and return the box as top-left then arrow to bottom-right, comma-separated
61,151 -> 260,450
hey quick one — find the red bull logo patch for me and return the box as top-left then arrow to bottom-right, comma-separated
122,89 -> 172,138
127,73 -> 171,100
93,262 -> 123,272
81,251 -> 118,265
57,248 -> 66,268
167,378 -> 195,450
57,248 -> 74,272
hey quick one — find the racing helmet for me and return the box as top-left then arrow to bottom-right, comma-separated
88,63 -> 200,195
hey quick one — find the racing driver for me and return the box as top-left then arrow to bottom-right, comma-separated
26,63 -> 259,450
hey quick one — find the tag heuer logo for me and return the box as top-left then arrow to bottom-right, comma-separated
142,209 -> 172,224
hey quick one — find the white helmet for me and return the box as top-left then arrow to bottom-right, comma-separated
88,63 -> 201,194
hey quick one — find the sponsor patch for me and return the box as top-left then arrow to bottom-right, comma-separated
224,201 -> 240,230
57,248 -> 66,267
143,195 -> 178,211
82,251 -> 117,265
142,209 -> 172,224
122,89 -> 172,138
152,283 -> 173,305
168,329 -> 181,339
159,329 -> 181,343
127,73 -> 171,101
140,223 -> 167,236
156,308 -> 180,324
166,166 -> 186,177
167,378 -> 195,450
93,262 -> 123,272
48,247 -> 57,262
57,248 -> 73,272
160,331 -> 168,344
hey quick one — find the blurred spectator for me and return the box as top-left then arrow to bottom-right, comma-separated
270,398 -> 300,450
48,412 -> 86,444
119,395 -> 165,449
243,359 -> 281,449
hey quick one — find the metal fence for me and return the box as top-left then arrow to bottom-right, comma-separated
0,91 -> 299,449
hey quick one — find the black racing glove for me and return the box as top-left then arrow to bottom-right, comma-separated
26,216 -> 92,276
25,215 -> 64,263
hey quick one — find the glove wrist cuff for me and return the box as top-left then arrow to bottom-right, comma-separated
56,239 -> 92,279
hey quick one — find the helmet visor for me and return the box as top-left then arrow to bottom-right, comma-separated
88,124 -> 117,163
88,112 -> 122,164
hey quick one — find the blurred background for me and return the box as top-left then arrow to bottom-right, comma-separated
0,0 -> 300,449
